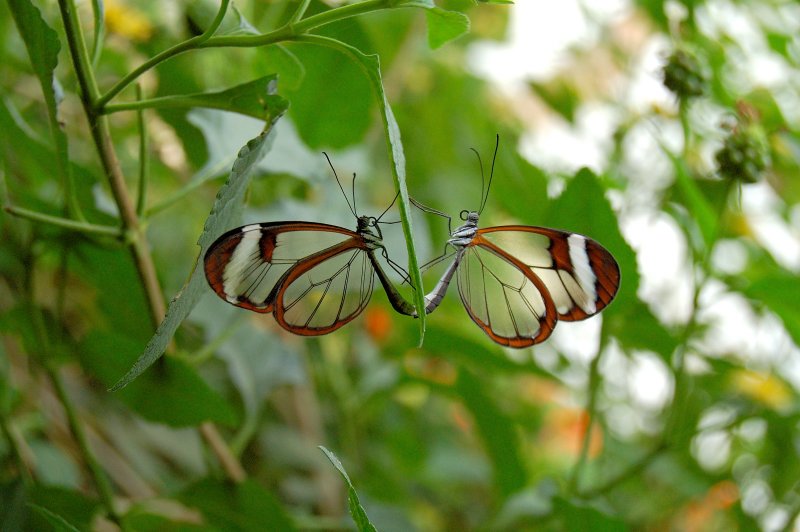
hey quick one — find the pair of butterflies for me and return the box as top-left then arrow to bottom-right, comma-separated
204,141 -> 620,347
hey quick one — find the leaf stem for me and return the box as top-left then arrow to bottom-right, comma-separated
135,85 -> 149,218
289,0 -> 313,23
4,205 -> 122,237
90,0 -> 105,66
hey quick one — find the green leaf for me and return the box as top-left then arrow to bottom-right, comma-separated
454,370 -> 527,498
8,0 -> 78,219
607,301 -> 677,361
425,8 -> 470,49
112,75 -> 283,121
423,325 -> 554,377
177,478 -> 296,531
397,1 -> 471,49
110,96 -> 288,391
27,505 -> 81,532
286,48 -> 371,147
743,271 -> 800,346
82,331 -> 238,426
552,496 -> 628,531
26,485 -> 99,532
546,168 -> 639,313
319,446 -> 378,532
667,152 -> 719,250
296,35 -> 426,345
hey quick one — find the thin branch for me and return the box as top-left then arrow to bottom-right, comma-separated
4,205 -> 122,237
96,0 -> 399,107
199,423 -> 246,483
96,0 -> 231,109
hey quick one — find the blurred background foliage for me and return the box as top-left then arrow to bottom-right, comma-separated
2,0 -> 800,530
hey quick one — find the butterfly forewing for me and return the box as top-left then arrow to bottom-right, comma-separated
274,242 -> 375,335
477,226 -> 620,321
457,243 -> 557,347
204,223 -> 361,313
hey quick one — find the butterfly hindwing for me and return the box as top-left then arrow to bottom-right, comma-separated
274,239 -> 376,335
457,241 -> 558,347
476,226 -> 620,321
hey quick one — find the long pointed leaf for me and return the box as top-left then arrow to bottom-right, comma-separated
296,35 -> 426,345
8,0 -> 79,218
110,95 -> 288,391
319,446 -> 378,532
108,74 -> 283,120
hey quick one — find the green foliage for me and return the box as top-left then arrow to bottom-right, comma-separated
320,446 -> 378,532
2,0 -> 800,530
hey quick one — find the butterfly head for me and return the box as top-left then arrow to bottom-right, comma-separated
461,210 -> 480,224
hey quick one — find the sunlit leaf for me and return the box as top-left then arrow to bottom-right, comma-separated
546,168 -> 639,312
743,271 -> 800,346
425,8 -> 470,49
397,0 -> 470,49
667,152 -> 719,251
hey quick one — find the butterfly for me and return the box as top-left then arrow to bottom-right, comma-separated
416,136 -> 620,347
203,155 -> 416,336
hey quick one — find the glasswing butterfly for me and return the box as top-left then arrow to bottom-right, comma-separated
203,156 -> 416,336
416,136 -> 621,347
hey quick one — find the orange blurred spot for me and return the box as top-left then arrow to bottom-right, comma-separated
364,306 -> 392,343
105,0 -> 153,41
540,408 -> 603,458
403,355 -> 456,386
450,404 -> 473,434
679,480 -> 739,531
517,375 -> 563,405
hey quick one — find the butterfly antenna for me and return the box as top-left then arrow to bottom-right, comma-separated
324,152 -> 357,218
351,172 -> 358,216
376,190 -> 400,223
479,134 -> 500,214
470,147 -> 485,213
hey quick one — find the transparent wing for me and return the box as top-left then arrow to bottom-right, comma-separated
476,226 -> 620,321
274,242 -> 375,335
457,243 -> 558,347
204,222 -> 359,313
